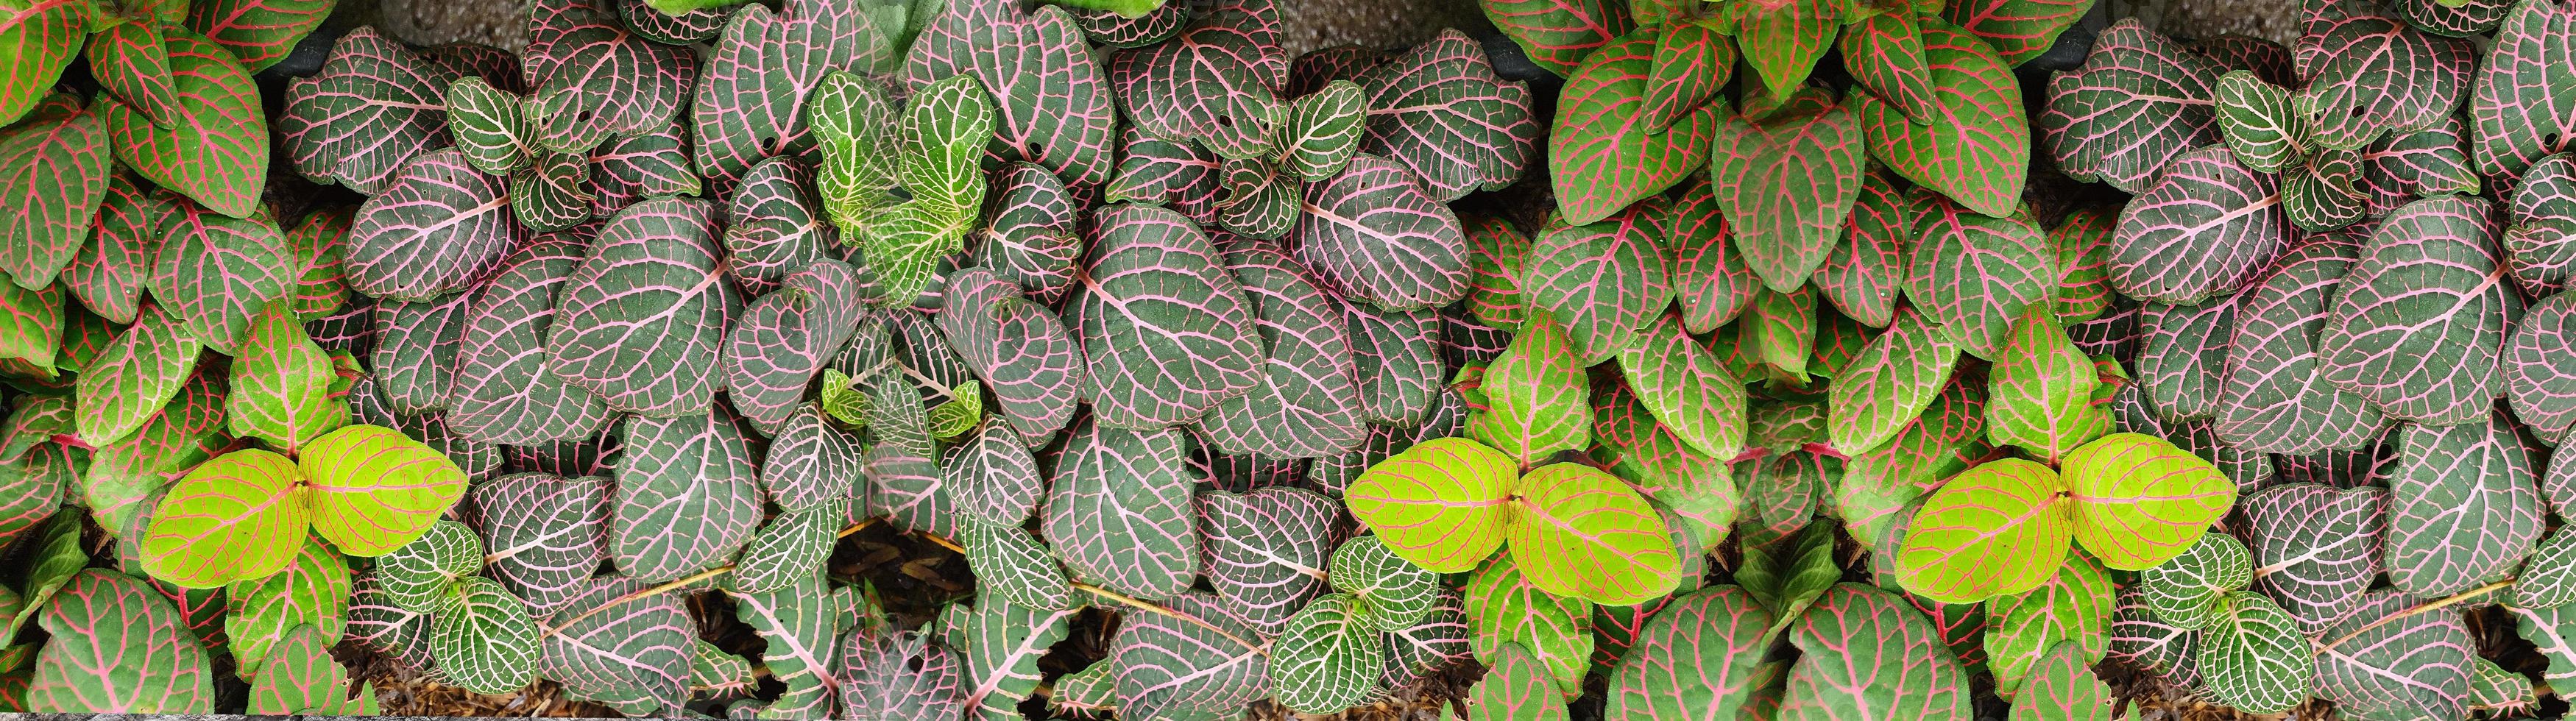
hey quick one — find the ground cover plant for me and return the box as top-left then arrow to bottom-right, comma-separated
0,0 -> 2571,717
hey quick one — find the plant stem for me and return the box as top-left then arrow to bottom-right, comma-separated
1069,581 -> 1265,655
540,519 -> 880,637
2322,579 -> 2514,650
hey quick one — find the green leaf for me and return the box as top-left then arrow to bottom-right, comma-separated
2200,592 -> 2313,714
2060,432 -> 2236,571
224,300 -> 344,452
2011,640 -> 2113,721
1638,22 -> 1730,134
185,0 -> 339,73
75,304 -> 205,448
1738,522 -> 1841,641
0,1 -> 84,129
1549,31 -> 1722,225
1855,20 -> 2029,217
1779,583 -> 1974,721
1895,458 -> 2073,603
1478,0 -> 1633,77
1465,554 -> 1593,697
955,515 -> 1071,613
1508,462 -> 1680,605
809,71 -> 901,234
1828,307 -> 1961,456
1984,304 -> 2109,462
1523,203 -> 1673,365
1466,312 -> 1593,466
957,596 -> 1075,721
223,536 -> 349,678
0,281 -> 62,375
139,449 -> 307,589
1270,593 -> 1381,714
1747,285 -> 1816,383
1841,378 -> 1988,547
1907,204 -> 2054,361
295,424 -> 469,556
818,368 -> 868,427
2214,71 -> 2301,174
1727,0 -> 1841,100
1346,437 -> 1515,573
0,93 -> 110,291
372,519 -> 481,613
1328,534 -> 1440,631
1281,79 -> 1365,180
27,570 -> 215,713
2139,533 -> 2251,630
1942,0 -> 2096,65
1985,551 -> 2112,697
1,511 -> 85,644
1613,312 -> 1748,461
1713,88 -> 1866,292
1839,13 -> 1937,124
246,623 -> 353,714
925,380 -> 982,441
897,74 -> 995,216
430,576 -> 538,695
1468,642 -> 1568,721
101,29 -> 267,219
1602,586 -> 1772,721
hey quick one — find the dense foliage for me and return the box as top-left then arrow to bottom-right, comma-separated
0,0 -> 2570,718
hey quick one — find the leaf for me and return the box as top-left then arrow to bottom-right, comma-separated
2214,71 -> 2300,173
2294,4 -> 2475,152
473,472 -> 608,619
540,576 -> 691,713
2382,412 -> 2545,596
247,623 -> 352,714
1292,154 -> 1471,312
1330,534 -> 1440,631
0,1 -> 84,130
100,29 -> 266,218
0,95 -> 107,291
2518,527 -> 2576,608
2314,589 -> 2475,721
5,512 -> 87,643
430,576 -> 538,695
67,175 -> 173,324
1354,29 -> 1540,201
1104,0 -> 1285,159
976,163 -> 1079,302
1524,201 -> 1671,365
2037,20 -> 2226,193
2468,0 -> 2576,185
2011,641 -> 2112,721
1465,555 -> 1593,697
343,149 -> 515,302
1895,459 -> 2071,603
525,0 -> 695,156
2108,146 -> 2285,306
1192,486 -> 1333,639
137,449 -> 306,589
1107,591 -> 1270,720
725,259 -> 864,427
835,623 -> 963,721
1778,584 -> 1975,721
185,0 -> 336,72
1468,643 -> 1568,721
1984,552 -> 2112,697
1072,2 -> 1186,46
955,515 -> 1069,612
283,207 -> 352,322
1855,20 -> 2027,217
1196,240 -> 1368,458
2317,196 -> 2516,425
1599,586 -> 1769,721
278,28 -> 453,195
1944,0 -> 2094,65
1726,0 -> 1838,101
26,570 -> 214,713
1345,437 -> 1515,574
1711,92 -> 1867,293
2137,297 -> 2235,423
223,536 -> 350,677
152,203 -> 291,354
1669,181 -> 1761,333
224,301 -> 344,451
2059,432 -> 2235,571
373,519 -> 481,612
1817,176 -> 1917,329
1906,202 -> 2053,360
903,0 -> 1118,187
1747,285 -> 1816,382
2239,483 -> 2382,635
2200,592 -> 2313,714
1616,313 -> 1748,461
548,197 -> 738,417
588,116 -> 699,216
863,361 -> 949,537
1346,304 -> 1445,426
447,235 -> 614,445
1465,313 -> 1592,466
1985,305 -> 2109,461
296,424 -> 468,556
1270,593 -> 1381,714
82,368 -> 226,531
1508,462 -> 1680,605
2214,237 -> 2389,454
1042,417 -> 1197,600
2140,533 -> 2251,630
1066,204 -> 1264,429
1841,379 -> 1989,547
2106,586 -> 2204,689
1839,13 -> 1937,125
1549,31 -> 1722,225
609,411 -> 762,583
510,150 -> 594,232
937,269 -> 1083,443
957,597 -> 1076,721
1830,308 -> 1963,456
1479,0 -> 1631,76
2361,116 -> 2477,218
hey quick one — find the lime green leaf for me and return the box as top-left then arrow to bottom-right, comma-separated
926,380 -> 982,441
1985,551 -> 2112,697
818,368 -> 868,427
1466,311 -> 1592,466
140,449 -> 308,589
1465,554 -> 1593,697
1894,458 -> 2073,603
295,424 -> 468,556
1507,462 -> 1680,605
1345,437 -> 1515,573
2061,432 -> 2235,571
1984,304 -> 2109,463
0,282 -> 61,375
226,299 -> 346,452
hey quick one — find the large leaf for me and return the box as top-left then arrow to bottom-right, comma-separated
2516,294 -> 2576,441
524,0 -> 696,156
153,204 -> 290,353
1894,458 -> 2070,603
2469,0 -> 2576,185
1616,312 -> 1747,461
2295,2 -> 2475,152
186,0 -> 336,73
1354,29 -> 1539,202
2137,297 -> 2235,422
1197,240 -> 1367,458
2317,196 -> 2516,425
246,623 -> 355,714
2241,483 -> 2382,634
1714,90 -> 1865,293
2037,20 -> 2225,193
723,260 -> 863,429
1467,313 -> 1592,466
473,472 -> 606,619
1066,203 -> 1263,428
1347,437 -> 1515,573
1107,591 -> 1270,720
2214,238 -> 2388,454
935,269 -> 1081,443
1603,586 -> 1773,721
2059,433 -> 2234,570
1944,0 -> 2093,65
138,449 -> 306,589
2382,411 -> 2544,596
2108,146 -> 2286,305
1550,31 -> 1722,225
546,197 -> 737,417
1270,592 -> 1380,714
1984,305 -> 2109,462
100,29 -> 266,218
1839,13 -> 1936,125
1346,303 -> 1443,426
367,291 -> 470,416
1292,153 -> 1471,312
1510,462 -> 1680,605
1042,417 -> 1197,600
608,411 -> 761,583
1197,486 -> 1337,636
957,597 -> 1076,721
1479,0 -> 1630,76
1779,583 -> 1975,721
540,575 -> 690,713
1840,378 -> 1987,547
1984,553 -> 2112,697
690,0 -> 894,191
976,163 -> 1080,303
26,570 -> 214,713
905,0 -> 1117,187
1524,201 -> 1671,365
344,149 -> 514,303
2314,589 -> 2474,721
1906,201 -> 2053,360
279,27 -> 454,195
1855,20 -> 2027,217
1104,0 -> 1284,159
447,234 -> 613,445
82,368 -> 227,532
0,94 -> 107,291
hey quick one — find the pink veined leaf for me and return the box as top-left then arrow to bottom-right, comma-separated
2293,0 -> 2476,152
99,29 -> 268,219
905,0 -> 1119,188
446,233 -> 616,446
937,268 -> 1083,442
422,43 -> 525,93
1197,486 -> 1339,639
471,472 -> 608,619
1725,0 -> 1838,101
610,409 -> 763,584
1481,0 -> 1632,77
722,258 -> 865,429
85,22 -> 181,129
2381,410 -> 2545,598
68,176 -> 180,325
1549,31 -> 1723,226
2313,589 -> 2477,721
1044,416 -> 1201,601
1345,301 -> 1443,427
1942,0 -> 2094,65
1668,180 -> 1759,334
2507,291 -> 2576,438
1066,204 -> 1263,430
2241,482 -> 2383,635
1855,19 -> 2028,218
1778,584 -> 1975,720
1713,88 -> 1867,293
619,0 -> 729,45
588,115 -> 701,216
546,196 -> 741,418
26,570 -> 216,713
2389,0 -> 2513,36
2107,145 -> 2288,305
1523,198 -> 1672,366
1103,128 -> 1225,224
2315,196 -> 2517,426
693,0 -> 896,193
1069,2 -> 1188,48
1293,154 -> 1471,313
526,0 -> 696,156
1107,592 -> 1270,720
2507,154 -> 2576,293
1195,239 -> 1369,460
2212,238 -> 2390,455
2189,35 -> 2299,88
977,162 -> 1080,303
0,93 -> 110,292
369,288 -> 473,416
1287,45 -> 1391,96
347,149 -> 520,302
185,0 -> 336,73
2357,116 -> 2477,218
2038,19 -> 2226,194
2138,296 -> 2237,424
0,0 -> 87,129
2468,0 -> 2576,186
1816,174 -> 1919,329
1354,29 -> 1541,202
539,575 -> 692,711
1105,0 -> 1289,160
279,26 -> 457,196
152,202 -> 292,355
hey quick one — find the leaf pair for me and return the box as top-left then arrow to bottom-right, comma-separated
860,76 -> 994,307
1895,433 -> 2235,603
1348,436 -> 1680,605
138,425 -> 470,588
1270,536 -> 1441,714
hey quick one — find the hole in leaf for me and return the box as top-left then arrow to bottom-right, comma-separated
1215,115 -> 1233,128
578,110 -> 593,121
2549,132 -> 2563,150
907,653 -> 926,672
2349,104 -> 2365,118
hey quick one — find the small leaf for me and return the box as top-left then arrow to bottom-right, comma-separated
1329,534 -> 1440,631
2200,592 -> 2313,714
1468,642 -> 1567,721
1523,202 -> 1671,364
226,300 -> 346,452
223,536 -> 350,677
2010,641 -> 2113,721
1292,154 -> 1472,312
1727,0 -> 1838,100
2138,533 -> 2251,630
1615,312 -> 1749,461
430,576 -> 539,695
1465,313 -> 1593,466
1465,555 -> 1593,697
1984,552 -> 2112,697
1828,308 -> 1961,456
372,519 -> 481,613
1353,29 -> 1540,200
1270,593 -> 1381,714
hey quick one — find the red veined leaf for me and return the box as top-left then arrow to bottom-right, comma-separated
1942,0 -> 2092,65
347,149 -> 520,302
1779,584 -> 1975,720
369,290 -> 471,416
0,93 -> 110,291
1479,0 -> 1632,77
1814,175 -> 1917,329
1638,22 -> 1730,134
100,29 -> 266,219
723,258 -> 863,429
2038,20 -> 2226,193
1906,199 -> 2053,361
2382,411 -> 2545,597
69,175 -> 180,324
1196,239 -> 1368,459
154,203 -> 292,354
1549,31 -> 1722,225
85,22 -> 181,129
1856,19 -> 2027,217
280,27 -> 456,196
1724,0 -> 1839,102
1197,486 -> 1337,639
976,162 -> 1079,303
185,0 -> 335,73
587,116 -> 699,216
1840,13 -> 1938,125
26,570 -> 215,713
0,1 -> 85,129
620,0 -> 729,44
1524,199 -> 1671,366
1668,180 -> 1758,334
546,196 -> 740,418
1070,2 -> 1186,48
1714,88 -> 1866,292
2468,0 -> 2576,186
